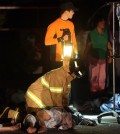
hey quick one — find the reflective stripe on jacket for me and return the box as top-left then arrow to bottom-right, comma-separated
25,66 -> 74,109
40,76 -> 63,93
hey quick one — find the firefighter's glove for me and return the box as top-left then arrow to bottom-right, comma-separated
79,117 -> 97,126
69,59 -> 83,78
74,70 -> 83,78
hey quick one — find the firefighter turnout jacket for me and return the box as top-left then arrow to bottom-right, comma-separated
25,66 -> 75,110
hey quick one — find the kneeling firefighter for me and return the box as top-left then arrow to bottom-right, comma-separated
25,58 -> 82,112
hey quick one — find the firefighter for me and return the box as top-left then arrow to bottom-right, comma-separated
25,57 -> 77,113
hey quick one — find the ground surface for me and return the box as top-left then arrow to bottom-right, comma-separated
0,115 -> 120,134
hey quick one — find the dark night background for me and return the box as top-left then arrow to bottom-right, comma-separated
0,0 -> 120,108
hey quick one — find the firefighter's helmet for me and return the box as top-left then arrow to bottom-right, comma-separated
69,58 -> 83,78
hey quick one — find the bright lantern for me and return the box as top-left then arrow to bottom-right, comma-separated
63,44 -> 73,58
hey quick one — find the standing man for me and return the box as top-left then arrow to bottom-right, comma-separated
44,2 -> 78,71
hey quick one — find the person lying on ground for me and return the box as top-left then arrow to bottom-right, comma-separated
0,106 -> 97,133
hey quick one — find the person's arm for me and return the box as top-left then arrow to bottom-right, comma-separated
37,110 -> 50,133
45,24 -> 58,46
107,41 -> 113,63
108,41 -> 112,51
0,123 -> 21,132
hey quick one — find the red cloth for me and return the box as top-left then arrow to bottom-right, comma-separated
89,56 -> 106,92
